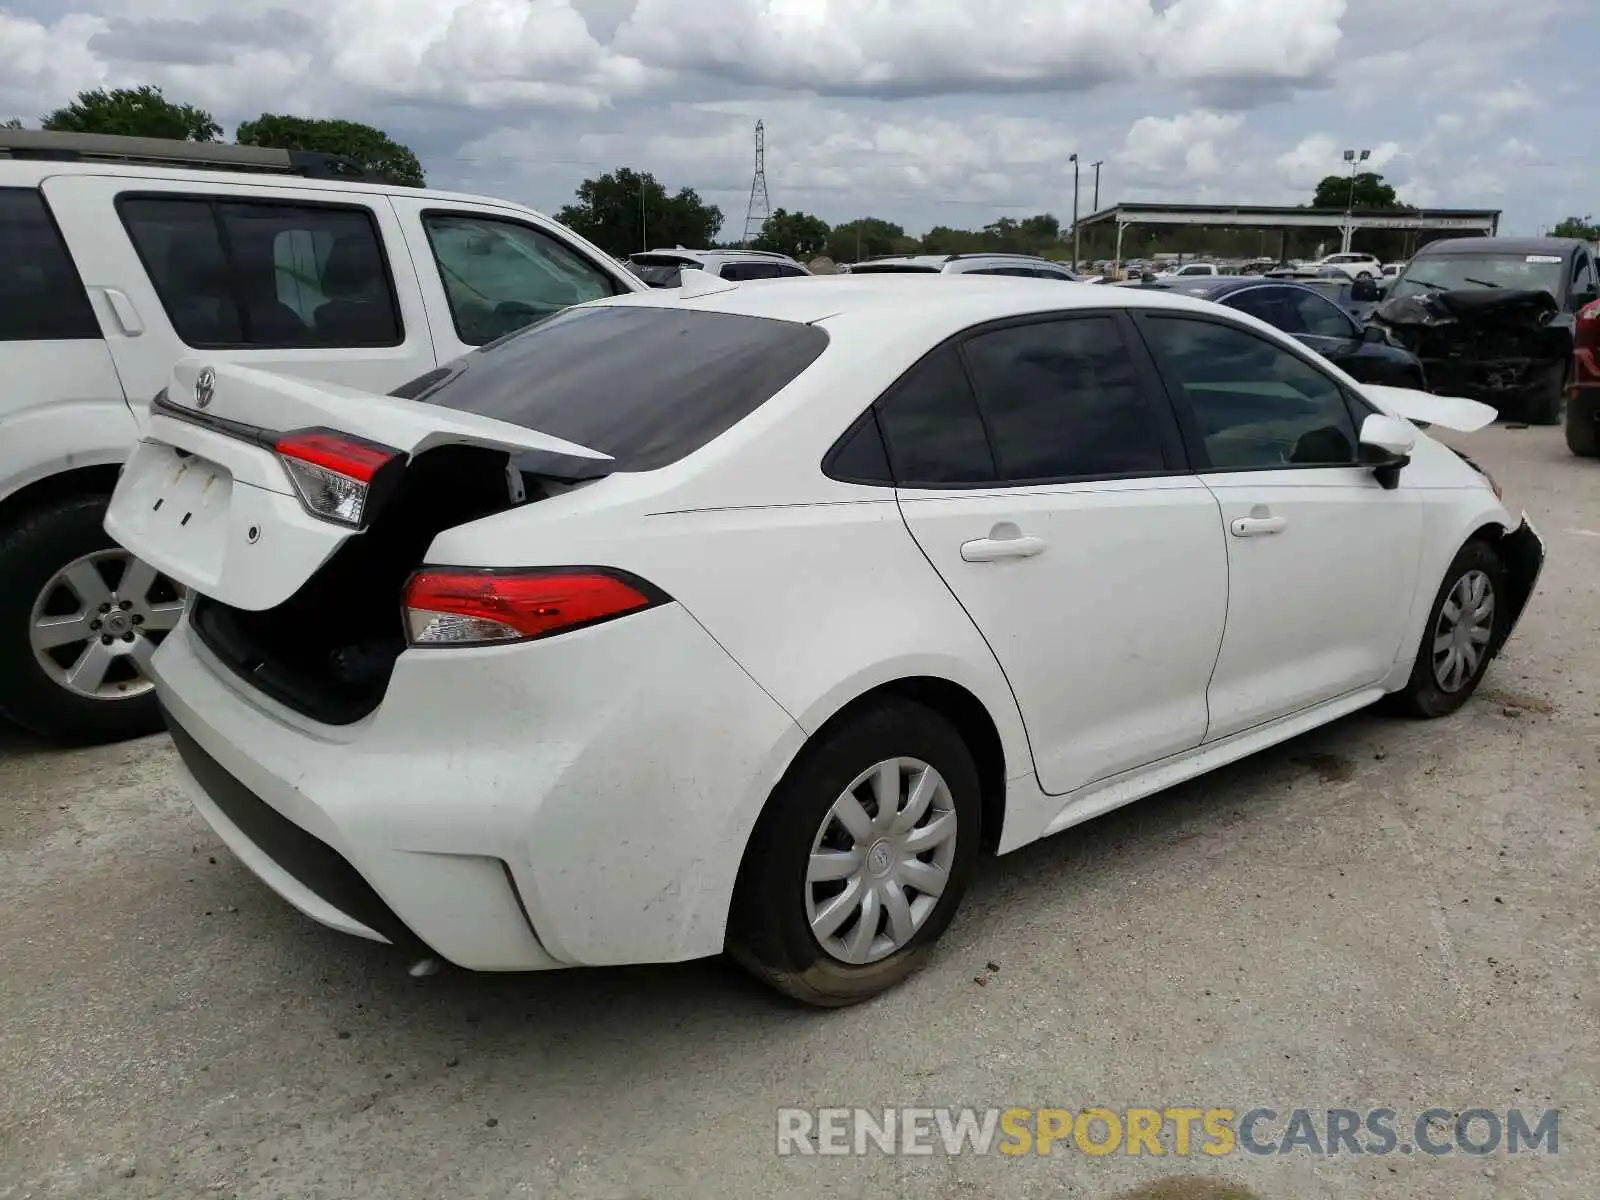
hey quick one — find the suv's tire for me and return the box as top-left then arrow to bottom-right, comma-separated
1384,539 -> 1506,719
0,495 -> 180,745
1566,392 -> 1599,457
1524,364 -> 1567,426
727,700 -> 982,1007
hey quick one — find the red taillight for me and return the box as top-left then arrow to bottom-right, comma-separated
274,428 -> 400,527
402,568 -> 666,647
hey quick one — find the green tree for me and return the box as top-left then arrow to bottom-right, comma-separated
1552,215 -> 1600,241
1,118 -> 22,130
825,217 -> 914,262
752,208 -> 830,259
921,224 -> 986,255
42,85 -> 220,141
556,167 -> 723,257
1311,171 -> 1404,212
236,114 -> 424,187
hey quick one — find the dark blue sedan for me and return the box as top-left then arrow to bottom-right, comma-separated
1132,276 -> 1426,388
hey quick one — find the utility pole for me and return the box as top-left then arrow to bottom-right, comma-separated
640,180 -> 646,252
1342,147 -> 1370,254
1070,153 -> 1080,271
1091,160 -> 1104,212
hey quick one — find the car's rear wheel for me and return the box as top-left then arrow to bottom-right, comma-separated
1385,539 -> 1506,719
727,699 -> 981,1007
0,494 -> 184,744
1566,391 -> 1599,457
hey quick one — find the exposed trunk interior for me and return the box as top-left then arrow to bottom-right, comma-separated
192,445 -> 538,725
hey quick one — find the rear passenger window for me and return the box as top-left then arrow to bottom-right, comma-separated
0,188 -> 100,341
722,262 -> 781,281
875,345 -> 997,486
960,317 -> 1166,480
119,196 -> 401,348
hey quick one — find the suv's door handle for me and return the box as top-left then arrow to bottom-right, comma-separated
1231,516 -> 1288,537
100,288 -> 144,336
961,533 -> 1046,562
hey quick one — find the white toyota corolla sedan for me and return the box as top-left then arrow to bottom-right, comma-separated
107,273 -> 1544,1006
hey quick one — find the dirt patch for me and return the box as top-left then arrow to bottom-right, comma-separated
1107,1177 -> 1262,1200
1290,751 -> 1355,782
1481,688 -> 1555,715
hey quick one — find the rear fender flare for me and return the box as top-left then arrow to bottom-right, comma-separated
0,400 -> 139,517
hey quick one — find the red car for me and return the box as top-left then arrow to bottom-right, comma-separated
1571,297 -> 1600,456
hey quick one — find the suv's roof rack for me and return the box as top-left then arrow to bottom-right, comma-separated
0,130 -> 386,183
945,251 -> 1056,263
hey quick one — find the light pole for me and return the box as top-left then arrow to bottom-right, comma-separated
1342,147 -> 1370,253
1070,153 -> 1080,271
1091,160 -> 1104,212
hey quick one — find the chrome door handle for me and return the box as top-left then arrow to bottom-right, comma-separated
1230,516 -> 1288,537
961,535 -> 1046,562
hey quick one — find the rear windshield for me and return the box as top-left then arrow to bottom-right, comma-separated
402,304 -> 829,475
848,263 -> 941,274
628,261 -> 685,287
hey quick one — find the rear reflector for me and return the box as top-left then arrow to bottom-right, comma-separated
275,428 -> 400,527
403,568 -> 666,647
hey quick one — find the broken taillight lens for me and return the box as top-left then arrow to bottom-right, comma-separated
403,568 -> 667,647
274,428 -> 401,527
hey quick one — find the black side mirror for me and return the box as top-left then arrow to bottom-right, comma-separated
1572,287 -> 1599,311
1361,323 -> 1388,345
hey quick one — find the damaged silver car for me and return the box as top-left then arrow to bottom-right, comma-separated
1372,237 -> 1599,425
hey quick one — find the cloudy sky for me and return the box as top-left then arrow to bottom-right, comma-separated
3,0 -> 1595,239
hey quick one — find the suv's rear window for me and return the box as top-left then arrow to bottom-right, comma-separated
0,188 -> 99,341
403,304 -> 829,473
629,262 -> 683,287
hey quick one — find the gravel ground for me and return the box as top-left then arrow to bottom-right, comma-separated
2,422 -> 1596,1200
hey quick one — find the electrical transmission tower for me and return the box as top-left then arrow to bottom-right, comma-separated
742,120 -> 770,248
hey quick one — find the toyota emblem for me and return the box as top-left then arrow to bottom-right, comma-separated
194,366 -> 216,409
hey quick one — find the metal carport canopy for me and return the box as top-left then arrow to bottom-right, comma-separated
1080,201 -> 1502,260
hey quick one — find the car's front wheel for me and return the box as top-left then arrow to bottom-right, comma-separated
1567,391 -> 1598,457
1385,538 -> 1506,718
1524,363 -> 1567,426
727,699 -> 981,1006
0,494 -> 184,744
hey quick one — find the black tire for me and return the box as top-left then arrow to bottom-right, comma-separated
0,494 -> 166,744
1523,363 -> 1566,426
1567,391 -> 1599,457
727,700 -> 982,1007
1384,539 -> 1507,719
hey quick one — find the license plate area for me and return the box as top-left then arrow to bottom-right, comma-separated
109,442 -> 233,586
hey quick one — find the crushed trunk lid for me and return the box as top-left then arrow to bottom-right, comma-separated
105,359 -> 609,611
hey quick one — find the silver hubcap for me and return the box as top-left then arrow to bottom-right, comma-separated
28,550 -> 184,702
1432,569 -> 1494,693
805,757 -> 959,965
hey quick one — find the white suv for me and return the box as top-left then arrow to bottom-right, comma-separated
1310,252 -> 1383,281
0,130 -> 645,743
627,249 -> 811,287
